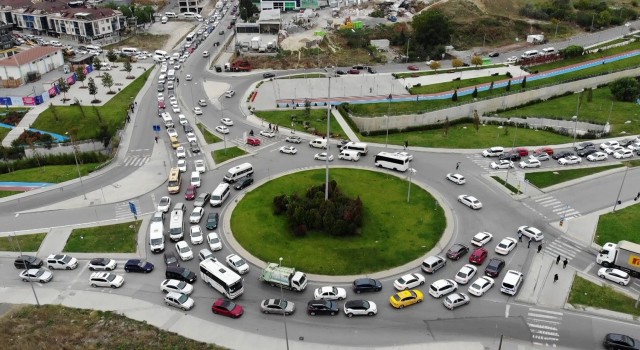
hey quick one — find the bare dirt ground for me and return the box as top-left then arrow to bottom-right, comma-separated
147,21 -> 199,52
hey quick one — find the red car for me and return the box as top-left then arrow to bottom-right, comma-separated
469,247 -> 488,265
158,101 -> 166,110
347,69 -> 359,74
407,65 -> 419,71
534,147 -> 554,155
185,185 -> 197,200
247,136 -> 261,146
212,298 -> 244,318
513,147 -> 529,157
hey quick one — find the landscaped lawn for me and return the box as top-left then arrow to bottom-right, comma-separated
0,232 -> 46,252
255,109 -> 347,138
0,190 -> 21,198
594,202 -> 640,245
197,123 -> 221,144
64,221 -> 140,253
394,64 -> 506,79
568,276 -> 640,317
0,164 -> 103,183
525,164 -> 624,189
491,176 -> 522,194
409,74 -> 509,95
231,168 -> 446,275
0,127 -> 10,141
32,69 -> 151,140
360,123 -> 573,148
212,147 -> 247,164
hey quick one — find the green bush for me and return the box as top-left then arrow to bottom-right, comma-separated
0,151 -> 108,175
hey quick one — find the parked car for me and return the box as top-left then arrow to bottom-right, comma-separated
307,300 -> 339,316
89,272 -> 124,288
552,151 -> 574,160
446,244 -> 470,260
597,267 -> 631,286
19,268 -> 53,283
124,259 -> 154,273
88,258 -> 117,271
14,255 -> 43,269
587,152 -> 608,161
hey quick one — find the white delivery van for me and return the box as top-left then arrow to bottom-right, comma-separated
120,47 -> 139,56
338,150 -> 360,161
149,218 -> 165,253
501,270 -> 524,295
542,47 -> 556,55
154,50 -> 169,59
169,209 -> 184,242
340,142 -> 368,155
190,171 -> 201,188
210,183 -> 231,207
182,12 -> 197,19
162,112 -> 174,128
165,11 -> 178,18
309,138 -> 327,149
520,50 -> 539,59
223,163 -> 254,183
167,69 -> 176,81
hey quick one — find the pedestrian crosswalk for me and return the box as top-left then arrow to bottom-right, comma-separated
527,307 -> 562,347
230,135 -> 280,148
532,195 -> 581,219
123,155 -> 150,167
114,200 -> 139,220
466,154 -> 493,172
542,236 -> 583,264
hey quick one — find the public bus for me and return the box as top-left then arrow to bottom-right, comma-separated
199,258 -> 244,299
167,167 -> 182,194
374,151 -> 410,172
185,32 -> 196,43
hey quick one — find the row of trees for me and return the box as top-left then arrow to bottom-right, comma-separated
519,0 -> 638,29
104,3 -> 155,24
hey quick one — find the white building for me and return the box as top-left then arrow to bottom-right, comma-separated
0,46 -> 64,84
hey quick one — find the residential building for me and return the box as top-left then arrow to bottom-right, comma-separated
0,46 -> 64,86
0,22 -> 13,50
179,0 -> 204,14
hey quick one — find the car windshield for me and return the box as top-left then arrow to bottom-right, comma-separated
192,231 -> 202,237
180,246 -> 189,253
106,274 -> 116,282
210,236 -> 219,243
62,255 -> 72,263
151,215 -> 162,222
34,269 -> 45,277
177,294 -> 189,303
235,258 -> 246,266
176,281 -> 187,289
137,261 -> 146,267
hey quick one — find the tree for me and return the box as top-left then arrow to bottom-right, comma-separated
451,89 -> 458,102
521,76 -> 527,89
429,61 -> 441,70
610,77 -> 640,102
239,0 -> 259,22
562,45 -> 584,58
473,110 -> 480,132
124,60 -> 133,78
506,80 -> 511,91
470,55 -> 483,67
57,78 -> 69,101
472,87 -> 478,98
102,73 -> 114,94
451,58 -> 464,69
88,77 -> 99,103
75,67 -> 86,88
93,57 -> 102,70
107,49 -> 118,62
412,10 -> 451,50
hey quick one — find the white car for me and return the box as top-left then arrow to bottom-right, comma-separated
221,118 -> 233,126
458,195 -> 482,210
490,160 -> 514,169
169,96 -> 177,105
519,158 -> 541,168
198,99 -> 207,107
587,152 -> 608,161
467,276 -> 495,296
613,149 -> 633,159
443,292 -> 470,310
429,279 -> 458,298
207,232 -> 222,251
394,151 -> 414,161
597,267 -> 630,286
314,153 -> 333,161
517,225 -> 544,241
190,225 -> 204,245
185,74 -> 192,81
393,273 -> 426,291
600,140 -> 620,150
454,264 -> 478,285
88,258 -> 117,271
186,132 -> 197,143
193,107 -> 203,115
19,268 -> 53,283
260,130 -> 276,138
167,127 -> 178,138
89,272 -> 124,288
446,173 -> 465,185
194,159 -> 206,173
178,114 -> 188,125
471,232 -> 493,247
343,300 -> 377,317
225,90 -> 235,97
158,196 -> 171,212
203,50 -> 209,57
46,254 -> 78,270
172,105 -> 181,114
215,125 -> 230,134
175,241 -> 193,261
176,146 -> 186,158
226,254 -> 249,274
165,291 -> 195,310
531,152 -> 550,161
506,56 -> 518,63
279,146 -> 297,155
558,155 -> 581,165
286,135 -> 302,144
495,237 -> 518,255
157,93 -> 164,101
160,279 -> 194,295
604,145 -> 624,155
314,286 -> 347,300
189,207 -> 204,224
627,141 -> 640,151
177,159 -> 187,172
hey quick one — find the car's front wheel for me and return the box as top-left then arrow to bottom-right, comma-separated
347,313 -> 353,318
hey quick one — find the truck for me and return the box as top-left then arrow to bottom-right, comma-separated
259,263 -> 308,291
224,59 -> 251,72
596,240 -> 640,277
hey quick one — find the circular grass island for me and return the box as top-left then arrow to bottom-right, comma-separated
231,168 -> 446,275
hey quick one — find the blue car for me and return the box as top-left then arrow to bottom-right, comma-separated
124,259 -> 154,273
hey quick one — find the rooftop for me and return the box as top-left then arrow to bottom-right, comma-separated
258,9 -> 281,22
0,46 -> 61,66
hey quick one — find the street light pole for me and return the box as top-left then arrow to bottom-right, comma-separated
613,166 -> 629,212
407,168 -> 416,203
66,132 -> 87,200
406,38 -> 410,63
572,115 -> 578,148
279,257 -> 290,350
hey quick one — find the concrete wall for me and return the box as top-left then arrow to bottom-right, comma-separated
24,141 -> 106,157
350,67 -> 640,133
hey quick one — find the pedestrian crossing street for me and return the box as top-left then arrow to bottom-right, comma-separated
527,307 -> 563,347
114,200 -> 140,220
123,154 -> 150,167
542,236 -> 583,264
532,195 -> 581,219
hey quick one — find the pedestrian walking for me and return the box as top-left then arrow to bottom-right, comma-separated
518,233 -> 522,242
556,255 -> 561,265
456,162 -> 460,170
527,237 -> 532,248
176,78 -> 179,84
563,258 -> 568,269
635,191 -> 640,201
537,244 -> 542,253
553,274 -> 558,283
268,123 -> 272,131
154,136 -> 158,143
134,101 -> 138,107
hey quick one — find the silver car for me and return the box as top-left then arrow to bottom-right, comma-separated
261,299 -> 295,315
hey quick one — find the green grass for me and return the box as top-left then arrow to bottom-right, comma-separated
279,73 -> 326,79
65,221 -> 141,253
409,75 -> 509,95
595,202 -> 640,246
32,69 -> 151,141
0,127 -> 10,141
212,147 -> 247,164
231,168 -> 446,275
568,276 -> 640,317
255,109 -> 347,138
490,176 -> 523,194
394,64 -> 506,78
0,190 -> 21,198
525,164 -> 624,189
587,38 -> 630,51
360,123 -> 573,148
0,164 -> 102,183
622,160 -> 640,167
197,123 -> 221,144
0,233 -> 46,252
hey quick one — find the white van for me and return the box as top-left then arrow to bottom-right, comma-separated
542,47 -> 556,55
167,69 -> 176,81
341,142 -> 368,155
338,150 -> 360,162
121,47 -> 139,56
153,55 -> 167,62
161,113 -> 174,128
501,270 -> 524,295
521,50 -> 539,59
85,45 -> 102,53
182,12 -> 197,19
210,183 -> 231,207
169,209 -> 184,242
161,16 -> 168,24
158,74 -> 167,84
149,216 -> 165,253
165,11 -> 177,18
223,163 -> 254,183
190,171 -> 201,188
154,50 -> 169,59
309,138 -> 327,149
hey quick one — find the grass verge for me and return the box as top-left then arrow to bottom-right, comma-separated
594,202 -> 640,245
490,176 -> 523,194
0,163 -> 103,183
0,305 -> 226,349
197,123 -> 221,144
231,168 -> 446,275
255,109 -> 347,138
279,73 -> 326,79
0,232 -> 46,252
524,164 -> 624,189
568,276 -> 640,317
409,74 -> 509,95
64,221 -> 140,253
0,127 -> 10,141
212,147 -> 248,164
0,190 -> 21,198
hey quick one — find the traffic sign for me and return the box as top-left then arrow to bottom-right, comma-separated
128,201 -> 137,220
153,125 -> 161,132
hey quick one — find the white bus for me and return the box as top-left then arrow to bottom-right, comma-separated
374,151 -> 410,172
185,32 -> 196,43
199,259 -> 244,299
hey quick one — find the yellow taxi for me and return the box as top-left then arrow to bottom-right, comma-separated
389,289 -> 424,309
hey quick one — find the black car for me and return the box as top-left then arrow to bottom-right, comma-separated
552,150 -> 575,160
307,300 -> 339,316
603,333 -> 640,350
352,278 -> 382,293
183,123 -> 194,133
367,66 -> 376,74
193,192 -> 211,208
206,212 -> 219,230
577,148 -> 598,157
190,141 -> 200,153
488,52 -> 500,57
163,252 -> 180,267
165,266 -> 197,284
446,244 -> 469,260
619,138 -> 636,147
124,259 -> 154,273
263,72 -> 275,78
336,70 -> 346,75
484,258 -> 506,278
14,255 -> 43,269
499,152 -> 521,162
233,177 -> 254,190
575,141 -> 594,151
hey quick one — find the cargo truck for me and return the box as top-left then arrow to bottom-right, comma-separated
259,263 -> 308,291
596,240 -> 640,277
